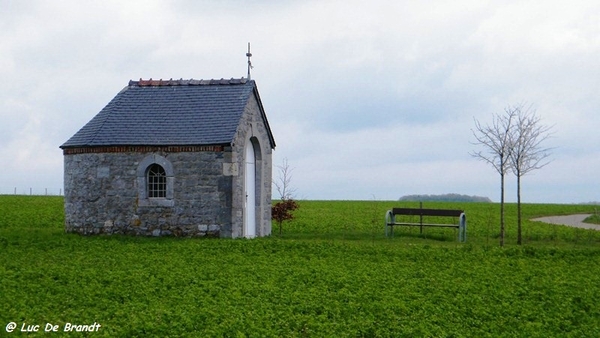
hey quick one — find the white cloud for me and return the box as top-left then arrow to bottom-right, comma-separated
0,0 -> 598,202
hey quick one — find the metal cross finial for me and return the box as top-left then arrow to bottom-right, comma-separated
246,42 -> 253,80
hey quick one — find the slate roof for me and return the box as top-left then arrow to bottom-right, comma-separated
60,78 -> 275,149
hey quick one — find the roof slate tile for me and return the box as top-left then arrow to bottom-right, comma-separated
61,78 -> 271,148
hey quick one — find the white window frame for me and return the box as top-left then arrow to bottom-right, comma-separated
137,154 -> 174,207
147,163 -> 167,198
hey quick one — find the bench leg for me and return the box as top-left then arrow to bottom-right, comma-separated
458,213 -> 467,242
385,210 -> 394,237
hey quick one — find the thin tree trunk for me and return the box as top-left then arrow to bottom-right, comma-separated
500,172 -> 505,247
517,173 -> 522,245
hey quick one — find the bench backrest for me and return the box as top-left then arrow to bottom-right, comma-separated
392,208 -> 464,217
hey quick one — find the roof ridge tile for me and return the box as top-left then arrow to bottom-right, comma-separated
130,77 -> 249,87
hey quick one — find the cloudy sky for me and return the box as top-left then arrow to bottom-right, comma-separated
1,0 -> 598,203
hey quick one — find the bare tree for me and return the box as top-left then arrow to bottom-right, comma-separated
273,158 -> 297,201
272,158 -> 299,235
509,104 -> 553,245
471,108 -> 517,247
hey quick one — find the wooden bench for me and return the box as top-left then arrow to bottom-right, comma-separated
385,206 -> 467,242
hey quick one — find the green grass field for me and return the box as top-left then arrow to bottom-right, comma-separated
584,213 -> 600,225
1,196 -> 600,337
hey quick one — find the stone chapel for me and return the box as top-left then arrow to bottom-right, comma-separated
60,78 -> 275,238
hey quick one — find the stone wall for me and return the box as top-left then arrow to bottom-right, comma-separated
64,150 -> 233,237
230,93 -> 273,238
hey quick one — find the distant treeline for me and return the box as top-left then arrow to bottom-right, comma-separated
399,193 -> 492,203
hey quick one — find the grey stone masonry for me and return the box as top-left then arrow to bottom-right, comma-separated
64,149 -> 233,237
230,94 -> 273,238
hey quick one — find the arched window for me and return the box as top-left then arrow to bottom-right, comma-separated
137,155 -> 174,207
147,164 -> 166,198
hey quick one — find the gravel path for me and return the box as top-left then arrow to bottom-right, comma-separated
531,214 -> 600,231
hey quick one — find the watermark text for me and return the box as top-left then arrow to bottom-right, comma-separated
5,322 -> 101,333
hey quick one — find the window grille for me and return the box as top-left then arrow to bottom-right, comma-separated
147,164 -> 166,198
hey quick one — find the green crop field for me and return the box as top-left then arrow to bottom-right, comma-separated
1,196 -> 600,337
